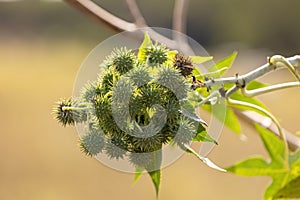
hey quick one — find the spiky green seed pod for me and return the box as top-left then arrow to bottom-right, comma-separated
105,48 -> 136,74
145,43 -> 168,66
164,98 -> 181,123
129,152 -> 153,168
99,68 -> 120,94
131,133 -> 165,153
94,96 -> 121,135
125,65 -> 152,87
105,136 -> 128,159
155,65 -> 189,100
131,84 -> 165,108
54,98 -> 87,126
81,81 -> 103,101
112,77 -> 134,104
55,38 -> 209,166
80,128 -> 105,156
173,117 -> 197,145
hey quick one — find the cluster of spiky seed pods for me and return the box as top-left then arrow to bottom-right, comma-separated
54,34 -> 208,169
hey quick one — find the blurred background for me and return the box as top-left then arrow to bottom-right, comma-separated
0,0 -> 299,199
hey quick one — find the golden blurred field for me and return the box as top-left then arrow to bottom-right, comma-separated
1,1 -> 300,199
0,35 -> 299,200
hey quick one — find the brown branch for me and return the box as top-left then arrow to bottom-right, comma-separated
236,110 -> 300,151
65,0 -> 137,32
172,0 -> 189,41
125,0 -> 147,27
64,0 -> 188,52
65,0 -> 178,50
172,0 -> 195,55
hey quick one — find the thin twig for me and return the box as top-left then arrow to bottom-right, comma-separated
65,0 -> 136,32
202,55 -> 300,89
201,55 -> 300,151
241,81 -> 300,97
126,0 -> 147,27
65,0 -> 192,53
173,0 -> 189,41
172,0 -> 195,55
228,97 -> 290,168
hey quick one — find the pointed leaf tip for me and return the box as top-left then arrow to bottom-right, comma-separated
254,124 -> 285,165
183,144 -> 226,172
190,56 -> 213,64
133,166 -> 144,185
138,32 -> 153,62
179,109 -> 208,127
209,51 -> 237,75
193,130 -> 218,144
148,169 -> 161,198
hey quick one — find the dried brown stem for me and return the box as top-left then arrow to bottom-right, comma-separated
65,0 -> 136,32
172,0 -> 189,41
125,0 -> 147,27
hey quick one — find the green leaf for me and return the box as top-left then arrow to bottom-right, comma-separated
224,107 -> 241,134
193,125 -> 218,144
227,124 -> 300,200
182,144 -> 226,172
226,157 -> 283,176
227,81 -> 270,117
165,50 -> 178,66
209,51 -> 237,76
133,166 -> 144,185
289,147 -> 300,164
202,102 -> 242,134
148,170 -> 161,198
145,149 -> 162,198
274,176 -> 300,199
179,108 -> 208,127
230,91 -> 269,114
246,80 -> 268,90
190,56 -> 213,64
138,33 -> 153,62
133,149 -> 162,197
192,67 -> 201,77
265,174 -> 288,200
189,55 -> 213,80
222,80 -> 270,120
256,124 -> 285,165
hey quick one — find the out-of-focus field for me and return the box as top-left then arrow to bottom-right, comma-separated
0,36 -> 299,200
